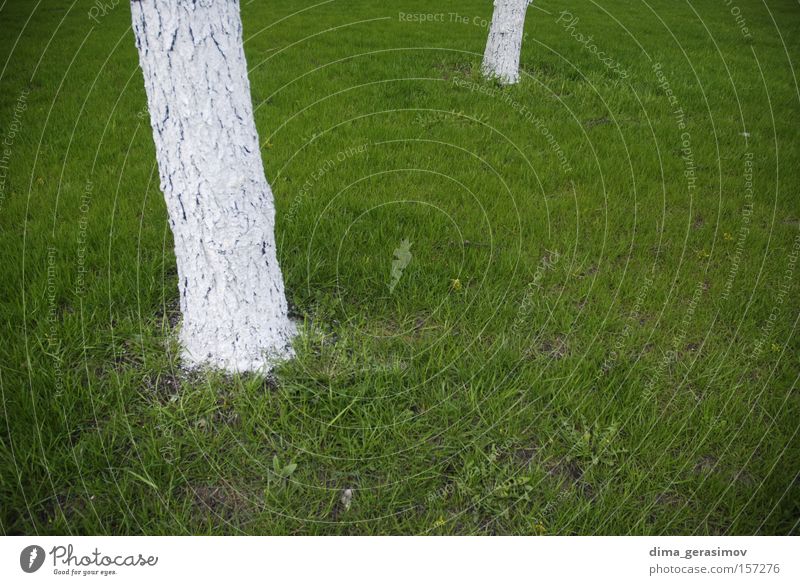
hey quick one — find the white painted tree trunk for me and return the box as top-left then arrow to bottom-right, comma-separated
481,0 -> 532,85
131,0 -> 295,373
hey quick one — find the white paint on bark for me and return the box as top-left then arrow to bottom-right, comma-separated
481,0 -> 532,85
131,0 -> 295,373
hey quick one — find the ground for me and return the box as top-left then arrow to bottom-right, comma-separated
0,0 -> 798,535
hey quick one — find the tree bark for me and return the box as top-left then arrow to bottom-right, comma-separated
131,0 -> 295,373
481,0 -> 531,85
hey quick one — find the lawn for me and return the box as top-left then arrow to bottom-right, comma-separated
0,0 -> 798,535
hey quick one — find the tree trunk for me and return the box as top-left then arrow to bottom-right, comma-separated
131,0 -> 295,373
481,0 -> 531,85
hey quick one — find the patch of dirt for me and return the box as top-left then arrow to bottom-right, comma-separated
210,388 -> 240,427
540,335 -> 568,359
154,297 -> 181,330
585,116 -> 611,128
542,456 -> 595,500
732,468 -> 755,487
113,342 -> 145,369
544,457 -> 582,484
36,492 -> 92,528
512,445 -> 539,466
647,492 -> 685,524
262,375 -> 279,391
142,370 -> 182,404
694,455 -> 718,474
654,492 -> 682,507
185,483 -> 255,521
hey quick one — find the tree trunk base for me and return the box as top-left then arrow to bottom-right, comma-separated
180,317 -> 297,374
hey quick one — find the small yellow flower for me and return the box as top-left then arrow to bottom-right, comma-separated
450,278 -> 462,291
771,343 -> 781,353
696,249 -> 710,259
723,232 -> 733,241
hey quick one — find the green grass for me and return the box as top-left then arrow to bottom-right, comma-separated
1,0 -> 798,535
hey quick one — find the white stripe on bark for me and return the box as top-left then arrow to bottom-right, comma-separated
481,0 -> 532,85
131,0 -> 295,373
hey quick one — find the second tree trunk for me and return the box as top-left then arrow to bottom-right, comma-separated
482,0 -> 531,85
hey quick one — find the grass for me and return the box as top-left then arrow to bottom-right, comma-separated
0,0 -> 798,535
